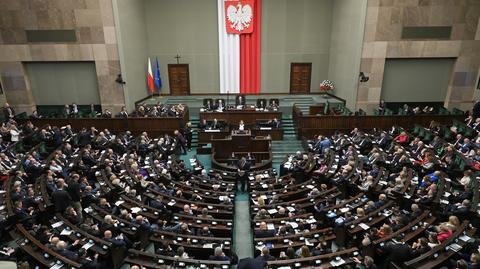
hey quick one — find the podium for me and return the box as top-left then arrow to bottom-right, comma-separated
211,130 -> 272,171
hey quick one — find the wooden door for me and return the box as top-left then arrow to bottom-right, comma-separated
290,63 -> 312,94
168,64 -> 190,95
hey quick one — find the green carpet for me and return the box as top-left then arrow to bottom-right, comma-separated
233,191 -> 254,260
179,151 -> 212,172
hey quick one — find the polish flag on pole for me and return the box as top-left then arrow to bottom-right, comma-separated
147,57 -> 154,94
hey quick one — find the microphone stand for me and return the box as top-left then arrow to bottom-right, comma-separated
226,90 -> 230,111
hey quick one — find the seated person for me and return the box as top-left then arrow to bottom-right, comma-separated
268,118 -> 281,128
198,119 -> 208,130
216,99 -> 226,111
236,95 -> 246,108
269,99 -> 279,110
210,118 -> 223,130
204,99 -> 214,111
256,99 -> 267,110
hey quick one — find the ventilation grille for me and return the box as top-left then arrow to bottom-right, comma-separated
401,26 -> 452,40
26,30 -> 77,43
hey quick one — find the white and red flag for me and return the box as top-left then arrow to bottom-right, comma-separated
147,57 -> 154,94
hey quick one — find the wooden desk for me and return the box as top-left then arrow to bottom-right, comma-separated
17,108 -> 189,137
292,105 -> 466,138
199,128 -> 283,143
199,110 -> 282,126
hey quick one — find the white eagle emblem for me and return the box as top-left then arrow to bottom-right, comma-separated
226,3 -> 253,32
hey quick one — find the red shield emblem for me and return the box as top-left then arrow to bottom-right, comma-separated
224,1 -> 255,34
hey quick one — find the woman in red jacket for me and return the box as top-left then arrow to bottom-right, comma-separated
393,131 -> 408,144
436,225 -> 453,242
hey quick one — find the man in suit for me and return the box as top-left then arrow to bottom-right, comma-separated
62,104 -> 70,118
257,99 -> 267,109
52,178 -> 71,213
56,240 -> 79,261
174,130 -> 187,154
217,99 -> 225,111
67,174 -> 83,220
198,119 -> 208,130
268,118 -> 281,128
238,257 -> 267,269
70,103 -> 79,117
3,103 -> 15,122
237,157 -> 251,172
236,95 -> 246,107
209,247 -> 230,261
473,100 -> 480,118
102,109 -> 112,118
256,247 -> 275,262
237,170 -> 248,192
381,238 -> 412,266
204,99 -> 214,111
183,122 -> 193,151
211,118 -> 222,129
117,106 -> 129,118
255,222 -> 276,238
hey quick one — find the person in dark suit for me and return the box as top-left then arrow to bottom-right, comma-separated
268,118 -> 281,128
102,109 -> 112,118
209,247 -> 230,261
56,240 -> 79,261
236,95 -> 246,107
217,99 -> 225,111
52,179 -> 72,213
237,157 -> 251,172
174,130 -> 187,154
256,247 -> 275,262
257,99 -> 267,109
237,170 -> 248,192
183,122 -> 193,151
237,257 -> 267,269
211,118 -> 222,129
255,222 -> 276,238
103,230 -> 129,248
3,103 -> 15,122
204,99 -> 214,111
62,104 -> 70,118
381,239 -> 412,267
198,119 -> 208,130
117,106 -> 129,118
473,100 -> 480,118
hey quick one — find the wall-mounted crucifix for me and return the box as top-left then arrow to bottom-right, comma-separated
174,54 -> 182,64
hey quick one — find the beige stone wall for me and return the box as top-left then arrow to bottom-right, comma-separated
358,0 -> 480,113
0,0 -> 125,114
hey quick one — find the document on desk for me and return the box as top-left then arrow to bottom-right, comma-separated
267,209 -> 278,214
60,229 -> 73,236
359,223 -> 370,230
260,127 -> 272,130
82,241 -> 94,250
330,258 -> 346,267
51,221 -> 64,228
267,223 -> 275,230
130,207 -> 142,214
289,222 -> 299,229
205,129 -> 221,132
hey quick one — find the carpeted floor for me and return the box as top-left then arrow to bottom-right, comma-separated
233,191 -> 254,260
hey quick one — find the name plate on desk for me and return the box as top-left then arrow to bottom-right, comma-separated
260,127 -> 272,130
205,129 -> 221,132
